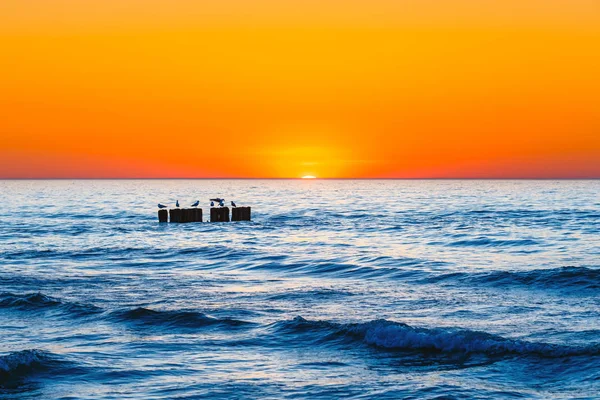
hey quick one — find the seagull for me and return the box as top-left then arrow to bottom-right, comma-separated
210,201 -> 214,207
158,203 -> 167,209
231,201 -> 237,208
191,200 -> 199,207
176,200 -> 180,208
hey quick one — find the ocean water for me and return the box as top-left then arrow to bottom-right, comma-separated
0,179 -> 598,399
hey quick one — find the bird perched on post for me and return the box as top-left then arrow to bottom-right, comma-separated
158,203 -> 167,209
176,200 -> 179,208
231,201 -> 237,208
210,201 -> 214,207
191,200 -> 199,207
219,200 -> 225,207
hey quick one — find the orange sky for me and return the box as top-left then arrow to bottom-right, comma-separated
1,0 -> 599,178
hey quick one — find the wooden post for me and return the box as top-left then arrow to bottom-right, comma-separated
158,209 -> 168,222
238,207 -> 251,221
194,208 -> 203,222
181,209 -> 188,223
169,208 -> 181,223
222,207 -> 230,222
185,208 -> 195,223
231,207 -> 240,221
231,207 -> 250,221
165,208 -> 202,223
210,207 -> 230,222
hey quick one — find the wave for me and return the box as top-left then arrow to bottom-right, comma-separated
244,259 -> 412,280
444,237 -> 540,248
1,247 -> 150,261
273,317 -> 600,358
244,255 -> 445,281
2,244 -> 255,264
0,292 -> 61,308
110,307 -> 254,329
462,208 -> 600,220
428,266 -> 600,290
263,214 -> 344,230
267,288 -> 355,301
0,292 -> 102,316
0,350 -> 69,386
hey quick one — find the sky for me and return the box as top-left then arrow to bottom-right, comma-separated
1,0 -> 599,178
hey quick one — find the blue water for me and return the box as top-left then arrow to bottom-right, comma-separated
0,179 -> 599,399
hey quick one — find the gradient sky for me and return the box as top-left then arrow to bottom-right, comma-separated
1,0 -> 599,178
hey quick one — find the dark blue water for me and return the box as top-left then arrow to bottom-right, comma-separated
1,180 -> 599,399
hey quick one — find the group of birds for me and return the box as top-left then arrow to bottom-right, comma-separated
157,198 -> 237,209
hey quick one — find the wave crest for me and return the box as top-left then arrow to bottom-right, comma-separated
446,237 -> 539,248
0,292 -> 101,316
110,307 -> 253,329
0,349 -> 64,385
429,266 -> 599,290
278,317 -> 599,358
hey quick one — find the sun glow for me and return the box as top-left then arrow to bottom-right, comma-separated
301,175 -> 316,179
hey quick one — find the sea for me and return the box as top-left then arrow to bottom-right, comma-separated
0,179 -> 598,399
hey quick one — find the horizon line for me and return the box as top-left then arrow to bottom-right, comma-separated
1,177 -> 599,181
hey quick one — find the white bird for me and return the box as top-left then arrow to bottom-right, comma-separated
191,200 -> 199,207
231,201 -> 237,207
210,201 -> 214,207
176,200 -> 180,208
158,203 -> 167,209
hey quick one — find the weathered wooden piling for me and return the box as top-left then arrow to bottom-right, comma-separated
243,207 -> 251,221
210,207 -> 230,222
168,208 -> 202,223
194,208 -> 203,222
159,204 -> 244,223
169,208 -> 182,223
158,209 -> 168,222
231,207 -> 251,221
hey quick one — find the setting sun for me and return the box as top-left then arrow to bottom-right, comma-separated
301,175 -> 316,179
